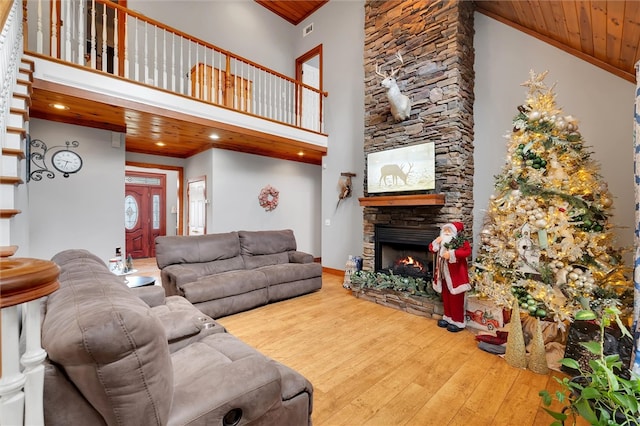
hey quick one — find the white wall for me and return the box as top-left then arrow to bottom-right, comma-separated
195,149 -> 321,256
296,0 -> 366,269
473,13 -> 635,260
28,120 -> 125,262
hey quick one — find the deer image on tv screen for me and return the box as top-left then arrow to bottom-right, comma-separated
366,143 -> 435,194
379,163 -> 413,186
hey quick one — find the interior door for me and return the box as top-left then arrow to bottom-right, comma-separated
188,177 -> 206,236
125,172 -> 166,258
295,45 -> 323,131
301,62 -> 320,131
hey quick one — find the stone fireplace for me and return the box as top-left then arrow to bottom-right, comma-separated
360,0 -> 475,272
374,225 -> 438,280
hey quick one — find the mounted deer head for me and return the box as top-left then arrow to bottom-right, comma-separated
376,52 -> 411,122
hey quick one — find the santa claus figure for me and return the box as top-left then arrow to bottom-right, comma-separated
429,222 -> 472,332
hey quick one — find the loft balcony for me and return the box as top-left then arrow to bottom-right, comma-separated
23,0 -> 328,165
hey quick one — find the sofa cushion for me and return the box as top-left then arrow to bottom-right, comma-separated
180,269 -> 268,304
239,229 -> 297,256
51,248 -> 106,270
243,252 -> 290,269
258,263 -> 323,285
156,232 -> 242,269
168,333 -> 283,425
45,250 -> 173,426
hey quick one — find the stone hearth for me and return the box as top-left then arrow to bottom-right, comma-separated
351,287 -> 444,320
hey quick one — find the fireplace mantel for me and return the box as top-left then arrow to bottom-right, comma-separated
358,194 -> 445,207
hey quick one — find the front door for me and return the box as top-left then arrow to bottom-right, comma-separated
125,172 -> 166,258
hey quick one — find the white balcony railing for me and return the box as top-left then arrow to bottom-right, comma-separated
23,0 -> 326,133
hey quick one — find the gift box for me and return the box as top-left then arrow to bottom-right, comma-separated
465,296 -> 504,332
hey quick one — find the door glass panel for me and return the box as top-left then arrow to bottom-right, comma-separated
125,175 -> 161,185
152,194 -> 160,229
124,195 -> 138,230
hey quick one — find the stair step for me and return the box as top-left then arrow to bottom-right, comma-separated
2,148 -> 25,159
14,79 -> 32,96
17,69 -> 32,82
21,58 -> 35,72
0,177 -> 23,185
0,245 -> 19,257
10,107 -> 28,122
1,155 -> 19,176
0,209 -> 21,219
6,126 -> 26,139
12,92 -> 31,108
19,64 -> 33,75
0,184 -> 15,208
8,111 -> 25,128
11,96 -> 28,110
4,131 -> 24,151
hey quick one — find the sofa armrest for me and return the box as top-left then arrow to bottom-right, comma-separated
160,264 -> 199,296
131,285 -> 166,307
170,349 -> 283,425
151,296 -> 225,352
289,251 -> 314,264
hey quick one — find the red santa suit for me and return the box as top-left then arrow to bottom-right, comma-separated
429,222 -> 472,332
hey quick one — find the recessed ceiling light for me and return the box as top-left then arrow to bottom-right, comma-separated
209,133 -> 220,140
50,103 -> 69,110
298,151 -> 304,156
155,142 -> 166,147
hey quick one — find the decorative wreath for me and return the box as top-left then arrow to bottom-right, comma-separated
258,185 -> 279,211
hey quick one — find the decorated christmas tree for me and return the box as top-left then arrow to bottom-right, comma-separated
472,70 -> 633,323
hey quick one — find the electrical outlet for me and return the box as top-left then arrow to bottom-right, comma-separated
325,219 -> 330,226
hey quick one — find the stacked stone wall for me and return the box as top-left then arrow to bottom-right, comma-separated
362,0 -> 475,271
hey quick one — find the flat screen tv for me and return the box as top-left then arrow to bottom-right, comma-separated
366,142 -> 435,194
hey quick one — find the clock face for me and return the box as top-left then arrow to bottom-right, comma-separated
52,150 -> 83,175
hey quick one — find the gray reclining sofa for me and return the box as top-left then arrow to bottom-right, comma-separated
155,229 -> 322,318
42,249 -> 314,425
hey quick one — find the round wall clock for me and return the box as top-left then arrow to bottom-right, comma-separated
51,150 -> 83,177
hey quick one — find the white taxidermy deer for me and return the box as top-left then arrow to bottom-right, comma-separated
376,52 -> 411,122
379,163 -> 413,186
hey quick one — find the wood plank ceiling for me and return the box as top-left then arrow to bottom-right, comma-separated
474,1 -> 640,83
255,0 -> 329,25
29,1 -> 639,164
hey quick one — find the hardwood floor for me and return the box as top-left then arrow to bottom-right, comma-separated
134,258 -> 586,426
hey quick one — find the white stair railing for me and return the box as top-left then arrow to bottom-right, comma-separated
0,0 -> 21,154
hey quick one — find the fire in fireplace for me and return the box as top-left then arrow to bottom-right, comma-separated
374,225 -> 439,281
392,255 -> 429,278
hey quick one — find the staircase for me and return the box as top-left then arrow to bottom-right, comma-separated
0,2 -> 60,425
1,58 -> 32,256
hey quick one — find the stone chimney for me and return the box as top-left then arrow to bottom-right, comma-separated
361,0 -> 475,271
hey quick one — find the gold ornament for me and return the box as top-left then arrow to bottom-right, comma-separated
528,317 -> 550,374
505,299 -> 527,369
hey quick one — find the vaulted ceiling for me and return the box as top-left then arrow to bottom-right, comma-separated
29,1 -> 640,165
258,0 -> 639,83
475,1 -> 639,83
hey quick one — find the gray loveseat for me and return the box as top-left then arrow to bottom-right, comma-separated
155,229 -> 322,318
42,249 -> 314,425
